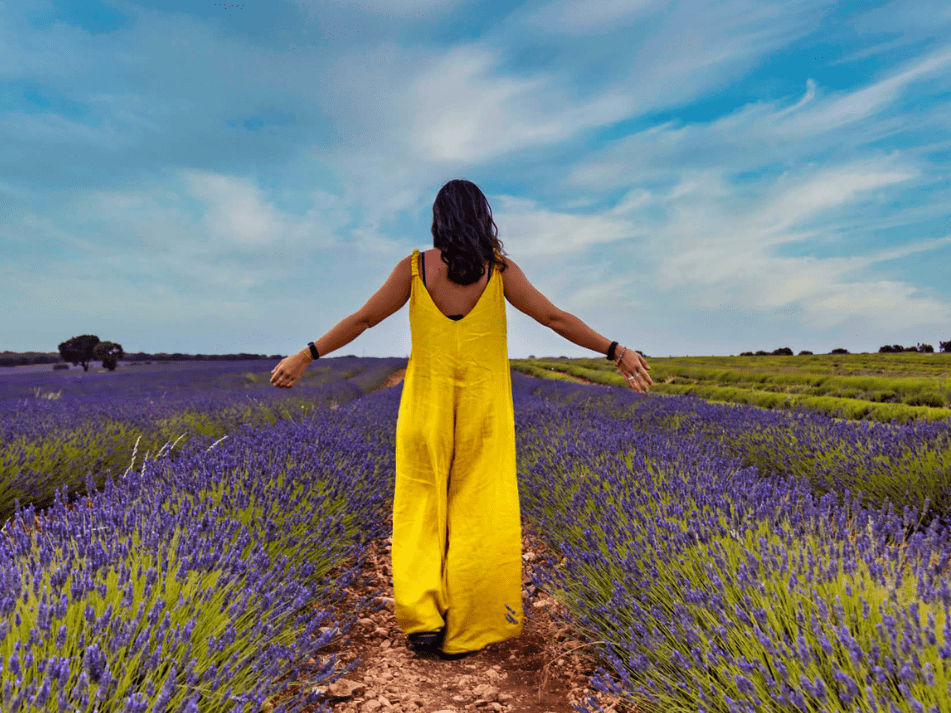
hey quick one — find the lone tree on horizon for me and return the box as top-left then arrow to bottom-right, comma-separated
58,335 -> 100,372
93,341 -> 124,371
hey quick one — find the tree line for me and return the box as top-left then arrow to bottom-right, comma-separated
739,340 -> 950,357
3,335 -> 949,370
0,336 -> 282,369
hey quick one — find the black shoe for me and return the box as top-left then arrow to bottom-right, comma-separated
407,630 -> 443,653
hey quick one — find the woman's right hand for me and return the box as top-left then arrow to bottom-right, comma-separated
616,346 -> 653,393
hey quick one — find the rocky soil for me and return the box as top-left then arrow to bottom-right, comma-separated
266,515 -> 636,713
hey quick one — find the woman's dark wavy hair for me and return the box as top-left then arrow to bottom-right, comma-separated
431,179 -> 507,285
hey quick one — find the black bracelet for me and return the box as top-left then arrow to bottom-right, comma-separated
308,341 -> 320,360
606,341 -> 618,361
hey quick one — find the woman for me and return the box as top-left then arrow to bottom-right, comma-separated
270,179 -> 652,659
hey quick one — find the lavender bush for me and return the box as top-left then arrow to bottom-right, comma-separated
510,374 -> 951,712
0,387 -> 398,713
515,375 -> 951,541
0,358 -> 403,523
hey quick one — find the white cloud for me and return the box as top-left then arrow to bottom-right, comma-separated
847,0 -> 951,36
645,160 -> 950,328
406,45 -> 635,163
291,0 -> 461,21
183,171 -> 285,247
491,195 -> 639,259
308,0 -> 829,234
563,45 -> 951,193
778,46 -> 951,138
752,163 -> 918,236
804,281 -> 949,330
521,0 -> 661,34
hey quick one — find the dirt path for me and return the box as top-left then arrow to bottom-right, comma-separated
262,368 -> 633,713
521,369 -> 606,387
267,515 -> 632,713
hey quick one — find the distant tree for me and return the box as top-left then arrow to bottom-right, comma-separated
919,343 -> 934,353
740,351 -> 754,356
904,345 -> 918,352
93,341 -> 124,371
754,350 -> 769,356
528,355 -> 536,359
830,348 -> 850,354
879,345 -> 896,353
798,350 -> 813,355
940,340 -> 951,353
58,335 -> 100,372
772,347 -> 793,356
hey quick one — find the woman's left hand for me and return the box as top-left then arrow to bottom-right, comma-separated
270,351 -> 309,388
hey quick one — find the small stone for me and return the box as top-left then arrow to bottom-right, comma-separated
374,627 -> 389,637
532,599 -> 548,609
489,704 -> 503,712
377,597 -> 396,611
472,685 -> 499,702
474,700 -> 490,708
498,694 -> 512,702
378,697 -> 391,707
328,679 -> 367,699
523,552 -> 536,561
359,618 -> 376,627
451,695 -> 466,703
381,639 -> 392,649
362,701 -> 382,713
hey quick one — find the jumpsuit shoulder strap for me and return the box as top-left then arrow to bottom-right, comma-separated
410,248 -> 419,278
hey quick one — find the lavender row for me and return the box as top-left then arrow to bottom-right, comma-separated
0,389 -> 399,713
509,380 -> 951,712
0,358 -> 405,444
0,358 -> 403,525
512,373 -> 951,543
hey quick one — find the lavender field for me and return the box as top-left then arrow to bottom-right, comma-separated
3,358 -> 951,712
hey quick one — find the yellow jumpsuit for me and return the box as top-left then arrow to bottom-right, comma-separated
392,247 -> 523,655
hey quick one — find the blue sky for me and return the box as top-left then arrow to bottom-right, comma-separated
2,0 -> 950,359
